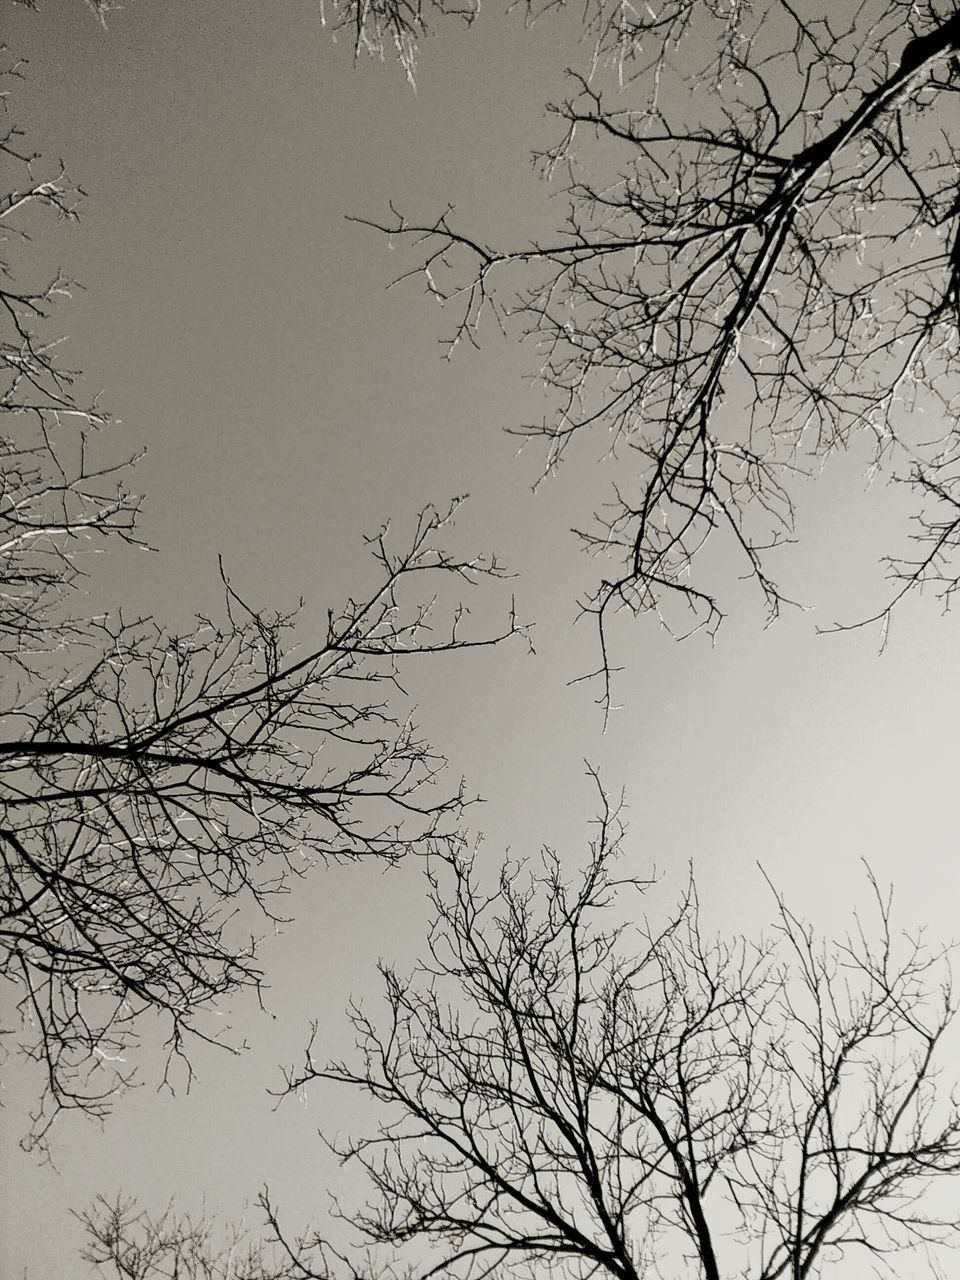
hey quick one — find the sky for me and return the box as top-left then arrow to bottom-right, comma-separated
2,1 -> 959,1277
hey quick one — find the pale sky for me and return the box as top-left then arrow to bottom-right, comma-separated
2,2 -> 959,1277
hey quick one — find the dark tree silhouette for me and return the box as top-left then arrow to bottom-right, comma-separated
275,786 -> 960,1280
0,51 -> 521,1150
358,0 -> 960,704
76,809 -> 960,1280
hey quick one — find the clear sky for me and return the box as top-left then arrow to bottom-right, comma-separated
2,2 -> 958,1277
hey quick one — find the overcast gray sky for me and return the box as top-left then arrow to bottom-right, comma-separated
2,2 -> 959,1277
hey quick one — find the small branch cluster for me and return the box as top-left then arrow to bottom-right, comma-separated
1,48 -> 143,664
78,1190 -> 390,1280
319,0 -> 480,89
77,1194 -> 320,1280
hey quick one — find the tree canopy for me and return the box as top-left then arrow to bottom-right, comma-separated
361,0 -> 960,701
80,802 -> 960,1279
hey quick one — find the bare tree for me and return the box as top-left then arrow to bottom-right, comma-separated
1,505 -> 519,1149
358,0 -> 960,700
0,53 -> 521,1150
276,785 -> 960,1279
